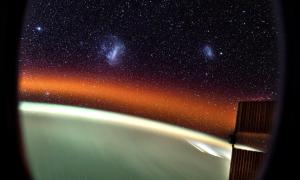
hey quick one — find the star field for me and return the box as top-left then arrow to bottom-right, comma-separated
19,0 -> 279,108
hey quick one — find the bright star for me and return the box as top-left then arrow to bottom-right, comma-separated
35,26 -> 42,32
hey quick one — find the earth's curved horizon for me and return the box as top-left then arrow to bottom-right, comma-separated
20,101 -> 232,180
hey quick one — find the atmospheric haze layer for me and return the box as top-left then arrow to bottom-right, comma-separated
19,70 -> 237,138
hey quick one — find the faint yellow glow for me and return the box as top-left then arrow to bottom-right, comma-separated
234,144 -> 263,153
187,140 -> 229,159
188,141 -> 205,152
